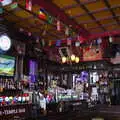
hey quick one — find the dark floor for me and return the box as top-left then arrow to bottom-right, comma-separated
28,106 -> 120,120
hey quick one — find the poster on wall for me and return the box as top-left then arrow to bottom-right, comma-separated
83,46 -> 103,61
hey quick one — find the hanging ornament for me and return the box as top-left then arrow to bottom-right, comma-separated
39,8 -> 47,20
41,39 -> 45,47
109,36 -> 113,43
10,2 -> 18,10
57,20 -> 60,31
42,24 -> 47,36
36,37 -> 39,43
69,29 -> 73,36
26,0 -> 32,11
28,32 -> 31,36
75,41 -> 80,47
97,38 -> 102,45
65,26 -> 69,36
47,15 -> 53,24
48,41 -> 52,46
67,37 -> 72,46
42,30 -> 46,36
56,40 -> 61,47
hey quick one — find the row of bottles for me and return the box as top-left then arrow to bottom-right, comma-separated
0,78 -> 16,90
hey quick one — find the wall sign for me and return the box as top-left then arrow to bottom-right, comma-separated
0,34 -> 11,51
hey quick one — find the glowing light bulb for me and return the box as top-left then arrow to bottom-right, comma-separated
71,54 -> 75,61
62,56 -> 66,63
75,57 -> 79,63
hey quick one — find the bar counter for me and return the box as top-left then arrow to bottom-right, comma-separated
47,105 -> 120,120
0,103 -> 32,120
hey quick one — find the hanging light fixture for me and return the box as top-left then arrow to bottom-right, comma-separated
62,56 -> 67,63
71,54 -> 75,61
75,57 -> 79,63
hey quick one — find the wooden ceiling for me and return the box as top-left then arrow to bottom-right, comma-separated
2,0 -> 120,43
2,0 -> 77,44
52,0 -> 120,34
1,0 -> 120,63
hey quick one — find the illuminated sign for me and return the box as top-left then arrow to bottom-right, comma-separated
0,35 -> 11,51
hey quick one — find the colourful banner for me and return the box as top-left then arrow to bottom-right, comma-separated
26,0 -> 32,11
38,8 -> 47,20
67,37 -> 72,46
56,40 -> 61,46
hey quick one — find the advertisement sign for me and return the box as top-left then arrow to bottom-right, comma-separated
83,46 -> 103,61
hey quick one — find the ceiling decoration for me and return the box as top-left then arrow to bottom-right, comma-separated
1,0 -> 120,43
1,0 -> 120,63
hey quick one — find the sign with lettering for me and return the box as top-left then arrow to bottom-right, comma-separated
0,108 -> 25,116
0,104 -> 32,120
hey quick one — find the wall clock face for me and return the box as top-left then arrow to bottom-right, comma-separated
0,35 -> 11,51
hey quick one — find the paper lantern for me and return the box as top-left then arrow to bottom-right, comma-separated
26,0 -> 32,11
57,20 -> 60,31
67,38 -> 72,46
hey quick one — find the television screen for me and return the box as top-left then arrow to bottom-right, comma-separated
0,55 -> 15,76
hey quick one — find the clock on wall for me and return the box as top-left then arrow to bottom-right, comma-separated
1,0 -> 13,6
0,34 -> 11,51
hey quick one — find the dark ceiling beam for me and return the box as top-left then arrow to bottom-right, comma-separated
75,0 -> 106,31
32,0 -> 90,37
90,29 -> 120,39
5,5 -> 61,40
72,5 -> 120,18
79,15 -> 120,24
18,4 -> 74,39
88,22 -> 117,30
44,29 -> 120,47
63,0 -> 98,10
103,0 -> 120,25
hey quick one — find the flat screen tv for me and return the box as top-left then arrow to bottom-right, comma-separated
0,55 -> 15,77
